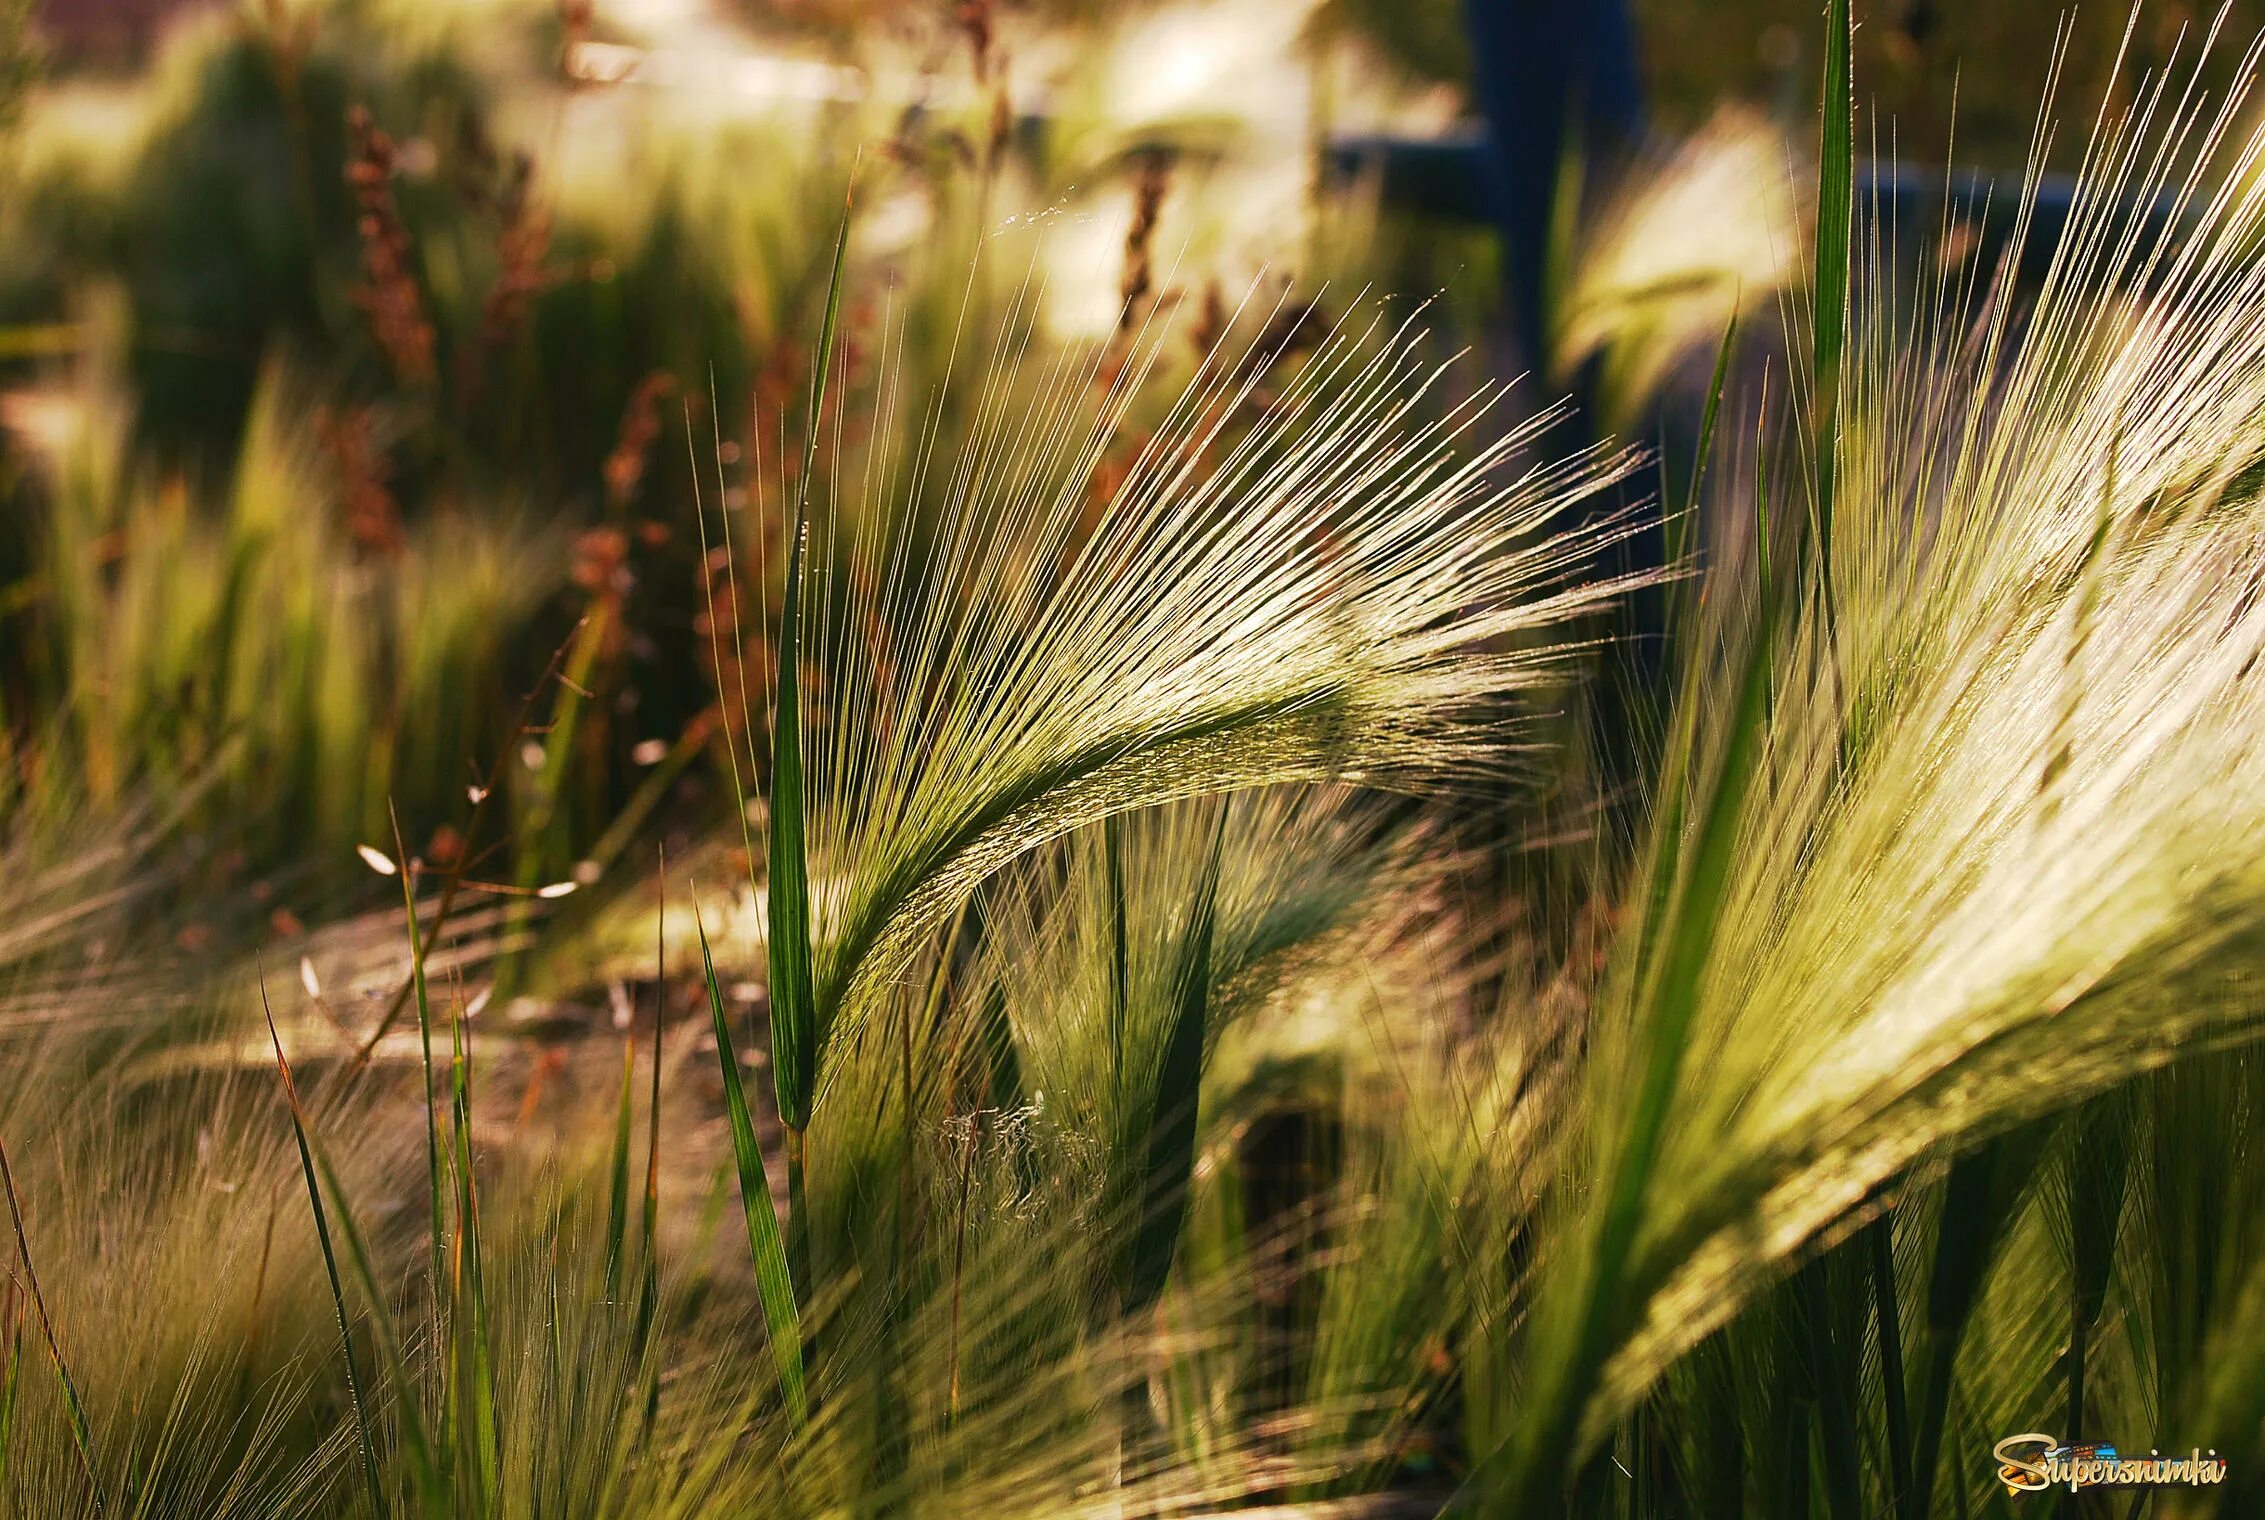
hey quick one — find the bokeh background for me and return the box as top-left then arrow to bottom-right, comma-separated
0,0 -> 2255,961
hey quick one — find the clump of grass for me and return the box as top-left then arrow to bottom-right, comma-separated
11,7 -> 2265,1518
1490,9 -> 2265,1512
4,357 -> 550,867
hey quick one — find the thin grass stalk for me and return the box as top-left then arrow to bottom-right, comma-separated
1639,306 -> 1745,962
260,979 -> 384,1516
871,949 -> 954,1505
0,1133 -> 101,1512
604,1035 -> 636,1301
768,210 -> 854,1328
1754,376 -> 1778,747
1689,1333 -> 1745,1517
1810,0 -> 1853,676
2065,1092 -> 2130,1451
1124,805 -> 1228,1320
0,1286 -> 20,1497
1133,808 -> 1227,1499
1106,813 -> 1129,1082
1496,588 -> 1776,1508
234,1180 -> 284,1420
1816,20 -> 1889,1511
1673,305 -> 1740,589
1795,1255 -> 1862,1520
637,848 -> 667,1440
389,806 -> 448,1307
694,902 -> 807,1426
2047,450 -> 2128,1473
1868,1210 -> 1913,1514
538,1241 -> 565,1510
1624,327 -> 1759,1036
447,1004 -> 500,1508
1767,1287 -> 1815,1520
311,1144 -> 443,1508
944,1118 -> 977,1430
2042,436 -> 2120,816
1907,1280 -> 1962,1518
1909,1127 -> 2045,1520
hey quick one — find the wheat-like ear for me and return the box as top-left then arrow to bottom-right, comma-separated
1505,21 -> 2265,1479
791,276 -> 1651,1070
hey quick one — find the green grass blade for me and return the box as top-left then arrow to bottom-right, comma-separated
605,1034 -> 636,1301
448,1008 -> 500,1508
1105,814 -> 1129,1083
389,806 -> 448,1305
311,1145 -> 442,1509
1626,336 -> 1749,997
1909,1126 -> 2047,1520
766,203 -> 852,1146
1794,1256 -> 1862,1520
1124,806 -> 1227,1317
759,201 -> 853,1343
1755,389 -> 1778,744
638,849 -> 667,1439
764,201 -> 852,1350
695,902 -> 808,1426
2066,1092 -> 2130,1443
539,1250 -> 565,1504
792,196 -> 852,546
1866,1214 -> 1912,1516
260,980 -> 385,1516
1673,304 -> 1740,584
1812,0 -> 1853,686
0,1139 -> 100,1512
1813,0 -> 1852,551
0,1300 -> 20,1496
1496,594 -> 1777,1507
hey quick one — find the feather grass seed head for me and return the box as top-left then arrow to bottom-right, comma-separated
780,274 -> 1653,1081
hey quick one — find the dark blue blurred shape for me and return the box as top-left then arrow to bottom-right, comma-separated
1460,0 -> 1644,371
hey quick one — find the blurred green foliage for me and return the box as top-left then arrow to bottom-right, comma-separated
1325,0 -> 1467,86
1636,0 -> 2265,171
0,0 -> 1459,917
